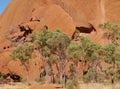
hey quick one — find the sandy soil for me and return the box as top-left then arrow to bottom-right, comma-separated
0,83 -> 120,89
79,83 -> 120,89
0,83 -> 29,89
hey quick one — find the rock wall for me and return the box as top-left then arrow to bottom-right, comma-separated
0,0 -> 120,81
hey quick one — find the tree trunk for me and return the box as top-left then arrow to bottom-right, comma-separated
23,62 -> 30,84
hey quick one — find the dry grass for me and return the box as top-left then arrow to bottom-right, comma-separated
79,83 -> 120,89
0,83 -> 29,89
0,83 -> 120,89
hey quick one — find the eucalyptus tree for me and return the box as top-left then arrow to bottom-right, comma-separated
31,28 -> 71,84
11,43 -> 33,83
66,41 -> 82,79
79,36 -> 103,69
46,30 -> 71,84
66,35 -> 103,83
99,22 -> 120,83
99,22 -> 120,43
11,43 -> 34,71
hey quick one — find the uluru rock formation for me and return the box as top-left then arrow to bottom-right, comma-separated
0,0 -> 120,81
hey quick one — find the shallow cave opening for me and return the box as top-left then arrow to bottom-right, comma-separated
30,17 -> 40,22
23,28 -> 32,37
3,47 -> 6,50
19,25 -> 33,37
19,26 -> 26,32
76,23 -> 96,33
72,23 -> 96,39
5,73 -> 22,82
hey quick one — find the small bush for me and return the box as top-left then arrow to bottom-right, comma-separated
83,69 -> 105,83
35,77 -> 45,84
66,79 -> 79,89
21,77 -> 27,83
35,77 -> 41,82
0,76 -> 4,83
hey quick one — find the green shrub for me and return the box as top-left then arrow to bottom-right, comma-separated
83,69 -> 105,83
0,76 -> 4,83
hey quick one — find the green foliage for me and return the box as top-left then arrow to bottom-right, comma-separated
103,43 -> 117,63
7,37 -> 12,42
0,76 -> 4,83
99,22 -> 120,83
11,43 -> 33,71
30,29 -> 71,84
116,71 -> 120,81
48,54 -> 58,64
103,42 -> 120,70
66,41 -> 82,62
30,28 -> 71,58
114,52 -> 120,68
99,22 -> 120,42
13,42 -> 17,47
46,30 -> 71,55
103,67 -> 115,77
75,29 -> 80,33
12,44 -> 33,62
83,68 -> 104,83
30,32 -> 37,42
9,23 -> 120,83
41,46 -> 50,57
33,28 -> 53,48
80,36 -> 102,63
66,36 -> 104,83
66,36 -> 102,63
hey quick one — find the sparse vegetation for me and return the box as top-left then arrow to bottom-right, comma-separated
11,43 -> 33,71
66,79 -> 79,89
8,22 -> 120,87
0,76 -> 4,84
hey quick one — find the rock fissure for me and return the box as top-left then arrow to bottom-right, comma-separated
100,0 -> 105,23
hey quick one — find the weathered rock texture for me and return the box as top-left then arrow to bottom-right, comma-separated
0,0 -> 120,81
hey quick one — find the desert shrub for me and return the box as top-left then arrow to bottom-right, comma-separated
41,46 -> 50,57
35,77 -> 45,84
13,42 -> 17,47
66,79 -> 74,89
116,72 -> 120,81
116,74 -> 120,80
54,76 -> 59,84
83,68 -> 105,83
103,67 -> 115,78
45,65 -> 52,75
66,79 -> 79,89
0,76 -> 4,83
35,77 -> 41,82
21,77 -> 27,83
7,37 -> 12,42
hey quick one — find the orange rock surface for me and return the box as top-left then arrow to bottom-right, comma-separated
0,0 -> 120,81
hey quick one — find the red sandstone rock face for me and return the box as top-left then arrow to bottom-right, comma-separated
0,0 -> 120,81
105,0 -> 120,24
